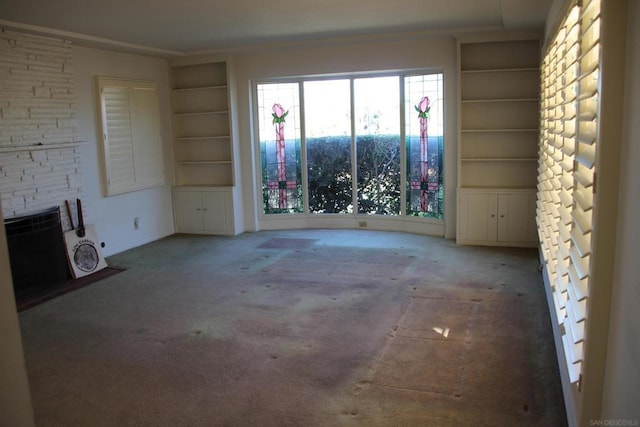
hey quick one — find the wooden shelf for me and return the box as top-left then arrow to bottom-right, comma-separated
173,111 -> 229,117
461,67 -> 539,74
460,158 -> 538,188
176,136 -> 230,141
172,85 -> 227,92
178,160 -> 232,165
461,157 -> 538,162
460,39 -> 540,70
461,99 -> 539,130
461,131 -> 538,159
461,98 -> 539,103
174,184 -> 234,189
461,128 -> 538,133
460,185 -> 537,190
171,62 -> 227,90
461,67 -> 539,100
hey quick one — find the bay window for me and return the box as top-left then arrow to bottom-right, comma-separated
255,71 -> 444,220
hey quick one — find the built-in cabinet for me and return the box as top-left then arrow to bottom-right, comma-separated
457,189 -> 537,246
170,60 -> 238,235
173,187 -> 235,235
456,35 -> 540,247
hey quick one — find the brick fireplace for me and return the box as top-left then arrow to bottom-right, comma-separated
0,28 -> 83,226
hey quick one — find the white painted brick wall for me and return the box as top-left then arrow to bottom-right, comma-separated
0,28 -> 83,228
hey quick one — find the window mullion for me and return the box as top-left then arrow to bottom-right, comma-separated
350,78 -> 358,216
299,81 -> 310,215
399,75 -> 407,216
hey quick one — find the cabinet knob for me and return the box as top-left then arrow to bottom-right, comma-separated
196,208 -> 201,211
203,208 -> 208,211
491,214 -> 495,218
500,214 -> 505,218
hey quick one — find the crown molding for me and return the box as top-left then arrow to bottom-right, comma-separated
0,19 -> 184,58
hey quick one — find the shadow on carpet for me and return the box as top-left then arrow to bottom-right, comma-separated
17,267 -> 125,312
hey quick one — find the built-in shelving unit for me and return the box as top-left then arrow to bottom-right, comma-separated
456,35 -> 541,247
169,60 -> 239,235
170,62 -> 233,187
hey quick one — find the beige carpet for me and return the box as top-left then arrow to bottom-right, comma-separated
345,287 -> 535,426
18,229 -> 567,426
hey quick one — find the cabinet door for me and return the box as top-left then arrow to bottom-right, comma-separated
174,191 -> 203,232
201,191 -> 231,233
458,192 -> 498,242
497,193 -> 537,243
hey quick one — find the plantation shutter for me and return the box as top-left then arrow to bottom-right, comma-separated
537,0 -> 600,385
101,85 -> 136,194
98,77 -> 165,196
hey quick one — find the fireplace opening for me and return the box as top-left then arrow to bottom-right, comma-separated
4,206 -> 71,299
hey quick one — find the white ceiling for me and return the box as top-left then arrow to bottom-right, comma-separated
0,0 -> 551,56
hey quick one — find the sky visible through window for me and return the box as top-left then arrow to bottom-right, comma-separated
304,80 -> 350,138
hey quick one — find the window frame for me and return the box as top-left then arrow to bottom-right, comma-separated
96,76 -> 166,196
252,68 -> 446,222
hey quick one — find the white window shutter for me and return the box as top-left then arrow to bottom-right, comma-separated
102,86 -> 136,194
98,77 -> 166,196
537,0 -> 601,386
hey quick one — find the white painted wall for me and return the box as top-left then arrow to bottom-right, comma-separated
73,46 -> 175,256
229,35 -> 458,238
602,0 -> 640,420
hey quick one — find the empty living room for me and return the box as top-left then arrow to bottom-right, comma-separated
1,0 -> 639,426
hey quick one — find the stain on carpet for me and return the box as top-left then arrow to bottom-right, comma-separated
262,245 -> 415,280
258,238 -> 318,250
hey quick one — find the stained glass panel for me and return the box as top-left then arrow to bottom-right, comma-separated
405,73 -> 444,219
257,83 -> 303,214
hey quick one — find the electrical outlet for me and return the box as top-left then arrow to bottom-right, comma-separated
133,217 -> 139,230
358,221 -> 367,228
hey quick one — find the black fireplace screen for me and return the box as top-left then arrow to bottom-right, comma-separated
4,206 -> 70,298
